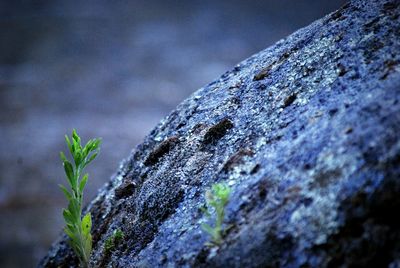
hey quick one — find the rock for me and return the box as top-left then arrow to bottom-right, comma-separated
39,0 -> 400,267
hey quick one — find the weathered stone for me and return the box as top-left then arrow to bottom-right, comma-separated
39,0 -> 400,267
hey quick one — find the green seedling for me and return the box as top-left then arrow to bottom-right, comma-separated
201,183 -> 231,246
59,129 -> 101,268
104,229 -> 125,253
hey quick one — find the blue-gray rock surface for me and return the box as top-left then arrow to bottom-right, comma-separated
40,0 -> 400,267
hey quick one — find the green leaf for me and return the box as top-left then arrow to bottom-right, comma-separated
85,152 -> 98,167
72,129 -> 81,144
68,199 -> 80,220
200,205 -> 210,218
79,174 -> 89,194
65,135 -> 74,154
208,200 -> 218,208
72,137 -> 81,159
104,229 -> 124,253
74,151 -> 82,167
64,227 -> 79,244
59,184 -> 72,201
60,151 -> 67,162
63,160 -> 75,188
82,140 -> 92,157
91,139 -> 101,151
84,233 -> 92,258
212,183 -> 231,200
201,223 -> 215,236
62,209 -> 74,224
105,236 -> 114,251
66,223 -> 76,233
82,213 -> 92,236
113,229 -> 124,241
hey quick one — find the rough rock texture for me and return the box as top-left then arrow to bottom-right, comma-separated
40,0 -> 400,267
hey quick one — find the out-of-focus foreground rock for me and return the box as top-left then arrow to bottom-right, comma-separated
40,0 -> 400,267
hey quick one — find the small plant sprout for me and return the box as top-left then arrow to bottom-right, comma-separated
104,229 -> 125,253
59,129 -> 101,268
201,183 -> 232,246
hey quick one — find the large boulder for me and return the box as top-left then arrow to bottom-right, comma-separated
40,0 -> 400,267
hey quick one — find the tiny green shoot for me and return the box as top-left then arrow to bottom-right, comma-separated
104,229 -> 125,253
59,129 -> 101,268
201,183 -> 231,246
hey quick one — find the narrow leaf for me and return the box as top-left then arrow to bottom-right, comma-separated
74,151 -> 82,167
85,152 -> 98,167
72,136 -> 81,159
66,223 -> 76,233
84,233 -> 92,259
62,209 -> 74,224
82,140 -> 92,157
201,223 -> 215,236
60,151 -> 67,162
59,184 -> 72,201
68,199 -> 80,220
64,227 -> 78,244
72,129 -> 81,144
92,139 -> 101,150
65,135 -> 73,154
63,160 -> 75,188
79,174 -> 89,194
200,205 -> 211,218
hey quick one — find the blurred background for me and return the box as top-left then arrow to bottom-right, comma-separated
0,0 -> 346,266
